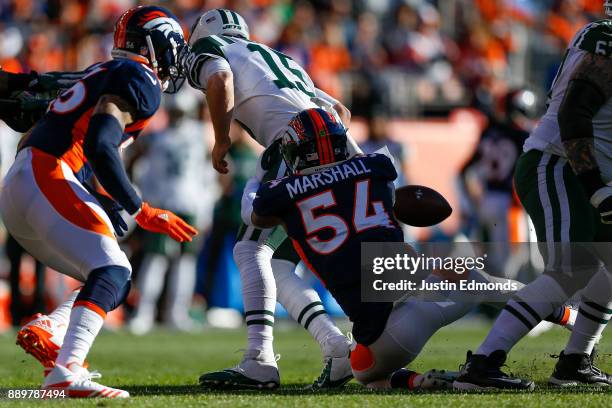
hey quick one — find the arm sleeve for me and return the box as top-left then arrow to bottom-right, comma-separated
83,113 -> 142,214
559,79 -> 606,143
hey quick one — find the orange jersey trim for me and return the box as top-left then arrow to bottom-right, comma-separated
60,107 -> 95,173
31,148 -> 114,239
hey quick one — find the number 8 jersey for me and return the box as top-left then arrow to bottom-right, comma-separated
183,34 -> 320,147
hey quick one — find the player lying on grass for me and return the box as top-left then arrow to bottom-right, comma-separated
181,9 -> 359,390
0,6 -> 197,398
454,3 -> 612,391
243,107 -> 575,390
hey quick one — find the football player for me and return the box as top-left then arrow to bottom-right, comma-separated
454,3 -> 612,390
247,108 -> 575,390
181,9 -> 358,389
0,6 -> 197,397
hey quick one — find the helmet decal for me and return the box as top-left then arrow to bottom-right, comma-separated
142,17 -> 183,38
282,108 -> 349,173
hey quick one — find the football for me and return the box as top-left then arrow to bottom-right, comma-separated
393,185 -> 452,227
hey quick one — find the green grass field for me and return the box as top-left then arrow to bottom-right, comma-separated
0,320 -> 610,407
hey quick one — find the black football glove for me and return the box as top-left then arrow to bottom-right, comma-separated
590,186 -> 612,224
84,184 -> 129,237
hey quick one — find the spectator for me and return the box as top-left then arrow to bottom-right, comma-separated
129,89 -> 217,334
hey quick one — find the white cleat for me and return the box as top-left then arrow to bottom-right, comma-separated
17,313 -> 67,368
311,335 -> 353,390
199,352 -> 280,390
43,364 -> 129,398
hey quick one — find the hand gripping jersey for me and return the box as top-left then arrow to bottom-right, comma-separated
21,59 -> 161,181
524,20 -> 612,181
253,154 -> 404,345
183,35 -> 319,147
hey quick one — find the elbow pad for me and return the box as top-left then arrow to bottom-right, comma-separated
241,177 -> 261,226
559,79 -> 606,142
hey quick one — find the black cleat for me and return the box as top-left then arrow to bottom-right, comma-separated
549,351 -> 612,387
453,350 -> 535,391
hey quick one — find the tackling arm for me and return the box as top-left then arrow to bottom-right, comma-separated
559,53 -> 612,222
83,94 -> 142,215
251,212 -> 283,229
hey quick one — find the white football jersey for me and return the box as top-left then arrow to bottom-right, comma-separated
184,35 -> 319,148
524,20 -> 612,181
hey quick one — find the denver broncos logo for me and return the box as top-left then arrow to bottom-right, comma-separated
138,10 -> 168,24
142,17 -> 183,38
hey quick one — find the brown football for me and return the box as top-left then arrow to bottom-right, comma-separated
393,185 -> 452,227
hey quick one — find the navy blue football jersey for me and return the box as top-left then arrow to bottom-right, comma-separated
22,58 -> 161,179
253,153 -> 404,345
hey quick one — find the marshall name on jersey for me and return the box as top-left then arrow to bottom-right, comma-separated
525,19 -> 612,181
21,59 -> 161,180
183,34 -> 319,147
253,154 -> 404,345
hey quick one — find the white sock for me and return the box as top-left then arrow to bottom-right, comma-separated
272,258 -> 343,348
565,269 -> 612,355
234,241 -> 276,362
166,254 -> 196,325
477,274 -> 567,356
133,253 -> 168,324
56,304 -> 105,368
48,289 -> 80,326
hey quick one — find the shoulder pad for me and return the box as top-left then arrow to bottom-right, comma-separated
573,20 -> 612,57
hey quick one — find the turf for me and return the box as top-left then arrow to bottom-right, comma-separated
0,320 -> 610,407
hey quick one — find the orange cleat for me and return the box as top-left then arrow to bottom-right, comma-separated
16,313 -> 66,368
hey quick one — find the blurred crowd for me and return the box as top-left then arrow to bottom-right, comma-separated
0,0 -> 607,331
0,0 -> 605,114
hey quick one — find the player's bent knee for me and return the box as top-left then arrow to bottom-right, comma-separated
76,265 -> 132,313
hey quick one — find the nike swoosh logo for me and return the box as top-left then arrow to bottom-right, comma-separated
144,71 -> 157,85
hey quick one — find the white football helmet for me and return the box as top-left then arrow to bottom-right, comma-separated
189,9 -> 249,46
606,0 -> 612,17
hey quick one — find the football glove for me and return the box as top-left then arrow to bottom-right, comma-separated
84,183 -> 128,237
590,186 -> 612,224
135,202 -> 198,242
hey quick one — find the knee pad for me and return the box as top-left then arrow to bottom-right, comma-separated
77,265 -> 131,313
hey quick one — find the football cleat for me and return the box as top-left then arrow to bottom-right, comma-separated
43,364 -> 129,398
549,351 -> 612,387
16,313 -> 66,368
199,355 -> 280,390
420,369 -> 460,390
311,335 -> 353,390
390,368 -> 458,390
453,350 -> 535,391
